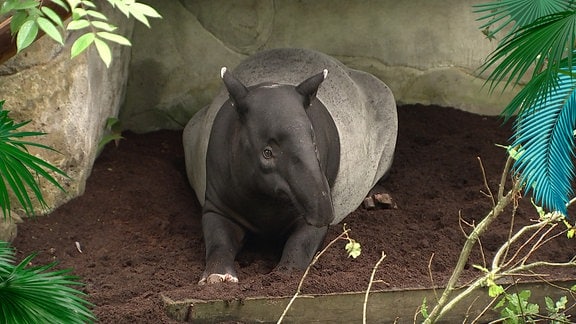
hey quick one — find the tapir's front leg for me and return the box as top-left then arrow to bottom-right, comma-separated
199,211 -> 245,285
277,220 -> 328,270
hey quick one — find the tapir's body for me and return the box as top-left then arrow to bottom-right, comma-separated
183,48 -> 397,284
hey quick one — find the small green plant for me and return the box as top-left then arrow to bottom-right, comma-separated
0,241 -> 95,323
0,0 -> 162,67
545,295 -> 570,323
495,290 -> 539,323
0,100 -> 67,218
97,116 -> 123,153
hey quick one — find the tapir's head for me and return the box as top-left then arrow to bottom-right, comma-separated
221,67 -> 334,227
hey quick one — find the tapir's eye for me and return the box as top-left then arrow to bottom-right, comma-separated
262,147 -> 273,159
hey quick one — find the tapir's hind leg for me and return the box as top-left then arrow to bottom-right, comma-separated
199,212 -> 245,285
277,221 -> 328,270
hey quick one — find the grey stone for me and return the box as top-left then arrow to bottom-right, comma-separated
0,5 -> 134,220
123,0 -> 519,133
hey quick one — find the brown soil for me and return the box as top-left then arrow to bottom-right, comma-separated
10,104 -> 576,323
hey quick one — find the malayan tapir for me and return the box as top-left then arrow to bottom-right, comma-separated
183,48 -> 397,284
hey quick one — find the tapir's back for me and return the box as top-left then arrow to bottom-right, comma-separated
183,48 -> 397,224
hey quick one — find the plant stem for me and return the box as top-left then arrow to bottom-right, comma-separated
423,156 -> 518,323
277,229 -> 350,323
363,251 -> 386,324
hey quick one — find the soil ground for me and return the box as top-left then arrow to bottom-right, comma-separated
11,104 -> 576,323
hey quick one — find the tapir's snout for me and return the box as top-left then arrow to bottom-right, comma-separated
305,186 -> 335,227
293,163 -> 335,228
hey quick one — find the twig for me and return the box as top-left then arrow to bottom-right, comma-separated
363,251 -> 386,324
427,253 -> 438,300
478,157 -> 495,207
500,193 -> 518,268
277,228 -> 351,323
423,156 -> 518,323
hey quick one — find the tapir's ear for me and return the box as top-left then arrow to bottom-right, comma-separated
296,69 -> 328,107
221,67 -> 248,109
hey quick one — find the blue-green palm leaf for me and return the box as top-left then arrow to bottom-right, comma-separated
474,0 -> 575,39
511,70 -> 576,215
478,10 -> 576,112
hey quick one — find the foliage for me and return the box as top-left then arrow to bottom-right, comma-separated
494,291 -> 571,323
0,0 -> 162,67
344,238 -> 361,258
0,100 -> 67,218
473,0 -> 576,216
97,116 -> 123,153
545,295 -> 570,323
495,290 -> 539,323
0,240 -> 95,323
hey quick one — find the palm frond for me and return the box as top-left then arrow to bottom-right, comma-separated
474,0 -> 575,39
0,101 -> 68,218
479,10 -> 576,109
511,70 -> 576,215
0,241 -> 95,323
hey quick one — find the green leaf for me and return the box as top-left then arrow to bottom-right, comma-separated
97,133 -> 123,152
71,33 -> 95,58
91,21 -> 117,32
420,298 -> 429,319
81,0 -> 97,8
67,0 -> 81,9
66,19 -> 90,30
0,242 -> 95,323
474,0 -> 575,40
94,38 -> 112,67
105,117 -> 122,130
0,102 -> 67,218
9,11 -> 29,35
132,2 -> 162,19
86,9 -> 108,20
41,6 -> 64,28
16,19 -> 38,52
545,296 -> 555,310
484,11 -> 576,115
112,0 -> 130,17
0,1 -> 14,14
50,0 -> 70,11
72,7 -> 88,19
36,17 -> 63,45
345,240 -> 361,258
488,283 -> 505,297
7,0 -> 39,10
130,9 -> 150,28
96,31 -> 131,46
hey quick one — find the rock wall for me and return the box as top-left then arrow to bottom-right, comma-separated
121,0 -> 519,133
0,0 -> 519,239
0,4 -> 134,230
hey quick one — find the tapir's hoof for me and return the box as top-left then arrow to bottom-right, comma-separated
198,273 -> 239,285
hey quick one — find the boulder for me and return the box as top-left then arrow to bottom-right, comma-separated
0,5 -> 133,239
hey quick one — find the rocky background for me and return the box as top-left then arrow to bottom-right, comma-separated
0,0 -> 519,239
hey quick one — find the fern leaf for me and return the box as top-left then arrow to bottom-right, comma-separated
512,70 -> 576,215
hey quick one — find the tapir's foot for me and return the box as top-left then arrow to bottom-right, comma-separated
198,273 -> 239,285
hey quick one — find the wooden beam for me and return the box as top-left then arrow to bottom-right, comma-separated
0,1 -> 71,65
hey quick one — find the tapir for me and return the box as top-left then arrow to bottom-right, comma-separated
183,48 -> 397,284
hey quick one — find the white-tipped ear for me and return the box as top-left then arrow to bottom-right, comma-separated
220,67 -> 227,79
323,69 -> 328,79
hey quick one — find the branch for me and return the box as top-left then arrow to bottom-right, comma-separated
423,156 -> 518,323
363,251 -> 386,324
